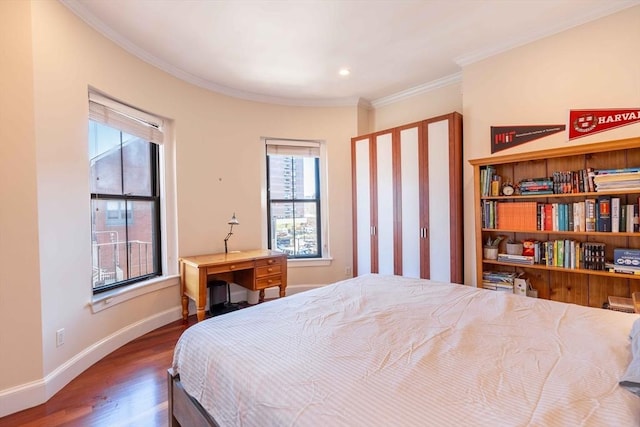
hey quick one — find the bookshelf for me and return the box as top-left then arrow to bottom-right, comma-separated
469,136 -> 640,308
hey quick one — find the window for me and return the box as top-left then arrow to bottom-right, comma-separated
89,93 -> 163,293
266,139 -> 323,258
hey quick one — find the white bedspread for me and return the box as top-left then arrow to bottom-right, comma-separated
172,274 -> 640,426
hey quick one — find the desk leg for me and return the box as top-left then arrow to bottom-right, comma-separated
196,269 -> 208,322
181,295 -> 189,321
279,284 -> 286,298
259,290 -> 265,303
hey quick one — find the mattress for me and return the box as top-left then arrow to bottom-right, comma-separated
172,274 -> 640,426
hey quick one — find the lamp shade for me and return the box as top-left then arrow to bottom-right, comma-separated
224,213 -> 239,253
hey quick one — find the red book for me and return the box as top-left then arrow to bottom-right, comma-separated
544,204 -> 553,231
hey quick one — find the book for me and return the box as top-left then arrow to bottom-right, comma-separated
497,253 -> 534,265
585,199 -> 596,232
608,295 -> 635,313
544,203 -> 552,230
496,201 -> 538,231
597,195 -> 611,232
594,171 -> 640,181
586,167 -> 595,192
612,197 -> 620,232
627,204 -> 635,232
596,167 -> 640,175
606,263 -> 640,275
614,248 -> 640,266
574,201 -> 585,232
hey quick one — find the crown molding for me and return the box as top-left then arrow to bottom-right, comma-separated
60,0 -> 639,110
369,72 -> 462,108
61,0 -> 366,108
455,1 -> 639,67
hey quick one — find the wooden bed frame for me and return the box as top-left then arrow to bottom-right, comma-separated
168,369 -> 219,427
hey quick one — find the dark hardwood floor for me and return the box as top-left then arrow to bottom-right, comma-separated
0,315 -> 199,427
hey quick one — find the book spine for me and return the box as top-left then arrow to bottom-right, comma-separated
585,199 -> 596,232
597,196 -> 614,232
587,167 -> 595,192
612,197 -> 620,232
567,203 -> 574,232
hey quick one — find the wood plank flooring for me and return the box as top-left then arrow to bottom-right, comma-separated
0,316 -> 199,427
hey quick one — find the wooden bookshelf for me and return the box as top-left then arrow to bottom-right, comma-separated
469,136 -> 640,308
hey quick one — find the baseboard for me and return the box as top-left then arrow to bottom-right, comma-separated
1,285 -> 324,416
0,306 -> 183,417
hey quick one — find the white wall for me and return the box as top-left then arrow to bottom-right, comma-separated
0,0 -> 44,396
462,6 -> 640,285
371,82 -> 463,132
0,0 -> 359,415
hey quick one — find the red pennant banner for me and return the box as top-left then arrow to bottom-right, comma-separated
568,108 -> 640,140
491,124 -> 565,153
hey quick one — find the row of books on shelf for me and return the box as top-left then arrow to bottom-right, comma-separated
480,165 -> 640,197
485,240 -> 607,270
521,170 -> 595,195
482,271 -> 519,292
593,167 -> 640,192
481,271 -> 536,296
481,196 -> 640,232
479,165 -> 498,197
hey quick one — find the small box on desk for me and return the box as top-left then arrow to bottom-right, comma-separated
614,248 -> 640,266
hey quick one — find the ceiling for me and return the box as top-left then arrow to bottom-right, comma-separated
62,0 -> 639,107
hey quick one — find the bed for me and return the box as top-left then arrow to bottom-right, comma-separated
169,274 -> 640,426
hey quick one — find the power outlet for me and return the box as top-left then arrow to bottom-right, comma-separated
345,267 -> 352,277
56,328 -> 65,347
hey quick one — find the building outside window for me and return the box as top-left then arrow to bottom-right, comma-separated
89,93 -> 163,293
266,139 -> 323,258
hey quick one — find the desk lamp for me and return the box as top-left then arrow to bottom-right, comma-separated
224,213 -> 239,253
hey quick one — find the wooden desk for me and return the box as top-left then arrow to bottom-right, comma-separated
179,249 -> 287,322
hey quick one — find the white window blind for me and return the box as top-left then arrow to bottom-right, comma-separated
88,92 -> 164,144
265,139 -> 320,157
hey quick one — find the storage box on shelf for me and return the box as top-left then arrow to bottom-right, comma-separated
470,136 -> 640,308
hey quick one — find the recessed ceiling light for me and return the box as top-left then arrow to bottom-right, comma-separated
338,68 -> 350,77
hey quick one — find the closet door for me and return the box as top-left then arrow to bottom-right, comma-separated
398,124 -> 422,278
375,132 -> 394,275
423,113 -> 463,283
352,131 -> 394,276
352,136 -> 372,275
351,112 -> 462,282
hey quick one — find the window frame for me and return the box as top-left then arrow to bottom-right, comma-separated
89,93 -> 163,294
265,139 -> 328,260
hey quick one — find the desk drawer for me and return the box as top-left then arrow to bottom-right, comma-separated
256,264 -> 282,277
206,260 -> 254,275
256,257 -> 282,267
256,275 -> 283,290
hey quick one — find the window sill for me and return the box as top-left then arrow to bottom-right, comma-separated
287,257 -> 333,268
90,274 -> 180,313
